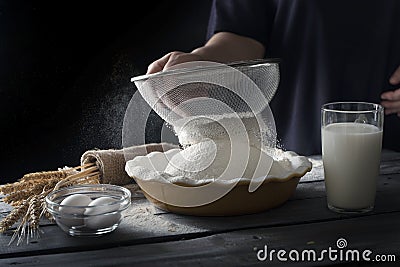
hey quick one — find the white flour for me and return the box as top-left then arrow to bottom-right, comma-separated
126,147 -> 308,186
125,113 -> 311,185
173,112 -> 275,149
165,113 -> 271,180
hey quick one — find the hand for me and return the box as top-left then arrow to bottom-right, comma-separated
146,32 -> 266,75
147,51 -> 204,74
381,65 -> 400,117
145,51 -> 209,118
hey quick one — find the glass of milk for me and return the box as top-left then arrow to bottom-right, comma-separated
321,102 -> 384,213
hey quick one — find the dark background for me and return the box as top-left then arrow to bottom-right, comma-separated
0,1 -> 213,182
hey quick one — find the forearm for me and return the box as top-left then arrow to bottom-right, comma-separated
147,32 -> 266,74
191,32 -> 265,63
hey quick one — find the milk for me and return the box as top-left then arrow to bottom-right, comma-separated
322,122 -> 382,210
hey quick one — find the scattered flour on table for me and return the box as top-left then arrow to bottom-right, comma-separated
301,157 -> 324,182
121,200 -> 198,234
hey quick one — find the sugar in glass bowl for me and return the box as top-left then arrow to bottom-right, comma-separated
45,184 -> 131,236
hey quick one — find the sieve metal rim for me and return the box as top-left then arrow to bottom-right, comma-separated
130,58 -> 281,83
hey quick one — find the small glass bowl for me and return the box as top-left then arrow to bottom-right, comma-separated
45,184 -> 131,236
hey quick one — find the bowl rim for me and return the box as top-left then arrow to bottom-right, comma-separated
132,164 -> 311,188
45,184 -> 131,210
126,149 -> 312,187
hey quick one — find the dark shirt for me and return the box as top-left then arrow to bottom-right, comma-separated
207,0 -> 400,155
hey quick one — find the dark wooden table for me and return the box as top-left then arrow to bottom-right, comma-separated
1,151 -> 399,266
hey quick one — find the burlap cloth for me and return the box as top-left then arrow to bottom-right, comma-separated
80,143 -> 179,185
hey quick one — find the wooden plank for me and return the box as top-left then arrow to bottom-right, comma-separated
380,149 -> 400,162
0,179 -> 399,259
0,152 -> 399,258
294,172 -> 400,200
0,212 -> 399,267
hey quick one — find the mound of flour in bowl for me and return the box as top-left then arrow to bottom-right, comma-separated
173,112 -> 275,149
164,139 -> 269,181
164,113 -> 276,181
125,146 -> 311,186
124,113 -> 312,184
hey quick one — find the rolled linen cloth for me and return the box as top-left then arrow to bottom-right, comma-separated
81,143 -> 179,185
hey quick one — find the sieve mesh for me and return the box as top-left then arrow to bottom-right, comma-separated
131,59 -> 280,149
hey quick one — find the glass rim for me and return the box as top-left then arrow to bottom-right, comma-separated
45,184 -> 131,208
321,101 -> 383,114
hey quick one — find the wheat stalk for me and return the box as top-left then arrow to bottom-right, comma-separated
0,163 -> 100,245
3,179 -> 59,205
21,170 -> 69,182
0,199 -> 30,233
